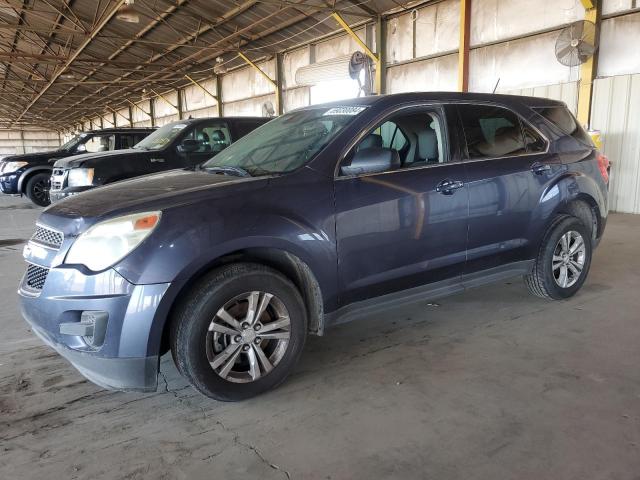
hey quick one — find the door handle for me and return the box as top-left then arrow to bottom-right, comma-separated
436,179 -> 464,195
531,162 -> 551,174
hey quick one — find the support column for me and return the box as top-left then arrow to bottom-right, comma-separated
375,15 -> 387,95
149,98 -> 156,127
216,75 -> 223,117
458,0 -> 471,92
177,88 -> 184,120
577,0 -> 600,127
275,53 -> 284,114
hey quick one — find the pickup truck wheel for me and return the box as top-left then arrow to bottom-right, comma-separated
25,172 -> 51,206
524,215 -> 592,300
170,263 -> 307,401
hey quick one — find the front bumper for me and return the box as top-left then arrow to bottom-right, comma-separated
19,264 -> 170,391
0,172 -> 20,194
50,186 -> 93,203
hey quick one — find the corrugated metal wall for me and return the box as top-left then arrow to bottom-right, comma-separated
591,74 -> 640,214
501,81 -> 578,114
0,130 -> 60,159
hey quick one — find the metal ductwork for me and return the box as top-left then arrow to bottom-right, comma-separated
295,52 -> 371,90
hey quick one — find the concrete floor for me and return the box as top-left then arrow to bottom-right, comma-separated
0,193 -> 639,480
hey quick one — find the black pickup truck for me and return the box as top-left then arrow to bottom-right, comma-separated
0,128 -> 154,206
49,117 -> 268,203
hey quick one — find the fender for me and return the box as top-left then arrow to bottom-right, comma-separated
144,236 -> 332,357
526,170 -> 606,257
17,165 -> 53,192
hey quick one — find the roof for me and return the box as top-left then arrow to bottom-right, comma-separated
301,92 -> 567,109
84,127 -> 156,134
0,0 -> 403,131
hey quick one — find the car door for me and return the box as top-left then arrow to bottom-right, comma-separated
176,121 -> 232,167
334,105 -> 469,306
457,103 -> 555,274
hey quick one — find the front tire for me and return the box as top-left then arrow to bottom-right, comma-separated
25,172 -> 51,207
525,215 -> 592,300
170,263 -> 307,401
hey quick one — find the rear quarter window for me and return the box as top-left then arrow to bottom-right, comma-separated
534,106 -> 593,147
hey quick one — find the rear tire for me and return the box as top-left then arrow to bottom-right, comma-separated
25,172 -> 51,207
170,263 -> 307,401
525,215 -> 592,300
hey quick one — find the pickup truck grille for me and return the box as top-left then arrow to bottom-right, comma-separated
25,264 -> 49,291
31,225 -> 64,249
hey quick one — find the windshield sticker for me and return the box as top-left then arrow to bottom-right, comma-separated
323,106 -> 367,116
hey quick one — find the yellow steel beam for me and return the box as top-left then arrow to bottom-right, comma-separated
184,74 -> 219,103
577,4 -> 599,127
107,106 -> 131,125
238,52 -> 277,88
238,51 -> 280,114
331,12 -> 382,94
580,0 -> 595,9
458,0 -> 471,92
150,88 -> 179,111
126,98 -> 151,118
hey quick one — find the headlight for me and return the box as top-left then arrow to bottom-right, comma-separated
65,211 -> 161,271
67,168 -> 95,187
1,161 -> 28,173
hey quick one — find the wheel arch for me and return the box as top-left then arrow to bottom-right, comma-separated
17,165 -> 52,193
155,247 -> 325,357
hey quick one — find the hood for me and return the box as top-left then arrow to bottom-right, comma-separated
53,148 -> 145,168
2,149 -> 67,165
43,168 -> 269,221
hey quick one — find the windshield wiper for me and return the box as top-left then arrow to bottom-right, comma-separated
203,165 -> 251,177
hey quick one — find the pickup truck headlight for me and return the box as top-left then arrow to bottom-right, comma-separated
66,211 -> 161,271
67,168 -> 95,187
1,161 -> 28,173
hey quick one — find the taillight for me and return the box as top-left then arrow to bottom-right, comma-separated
597,152 -> 610,183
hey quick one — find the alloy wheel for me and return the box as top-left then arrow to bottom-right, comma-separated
206,291 -> 291,383
552,230 -> 586,288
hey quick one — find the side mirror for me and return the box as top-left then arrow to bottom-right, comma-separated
177,139 -> 200,153
75,144 -> 86,153
341,147 -> 400,176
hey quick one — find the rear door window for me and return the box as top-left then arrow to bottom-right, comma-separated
458,104 -> 527,159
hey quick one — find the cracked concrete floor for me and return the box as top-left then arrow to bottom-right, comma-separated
1,193 -> 639,480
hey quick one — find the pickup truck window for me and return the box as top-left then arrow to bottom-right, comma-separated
458,104 -> 527,159
203,107 -> 363,176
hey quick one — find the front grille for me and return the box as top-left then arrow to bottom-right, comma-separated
25,264 -> 48,290
31,225 -> 64,249
50,169 -> 67,192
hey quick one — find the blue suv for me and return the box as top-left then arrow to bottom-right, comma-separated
19,93 -> 610,401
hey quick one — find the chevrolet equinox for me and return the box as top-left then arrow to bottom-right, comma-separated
19,93 -> 610,401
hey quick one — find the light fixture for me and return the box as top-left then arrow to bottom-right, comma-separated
213,56 -> 227,75
116,0 -> 139,23
60,72 -> 75,80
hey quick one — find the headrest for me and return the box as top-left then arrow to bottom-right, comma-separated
359,133 -> 383,150
475,126 -> 522,157
197,131 -> 210,142
210,130 -> 226,142
417,129 -> 438,160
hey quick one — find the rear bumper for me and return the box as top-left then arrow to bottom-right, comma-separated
19,264 -> 170,392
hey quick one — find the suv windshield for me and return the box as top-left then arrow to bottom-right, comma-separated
59,133 -> 88,151
202,106 -> 366,176
134,122 -> 189,151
